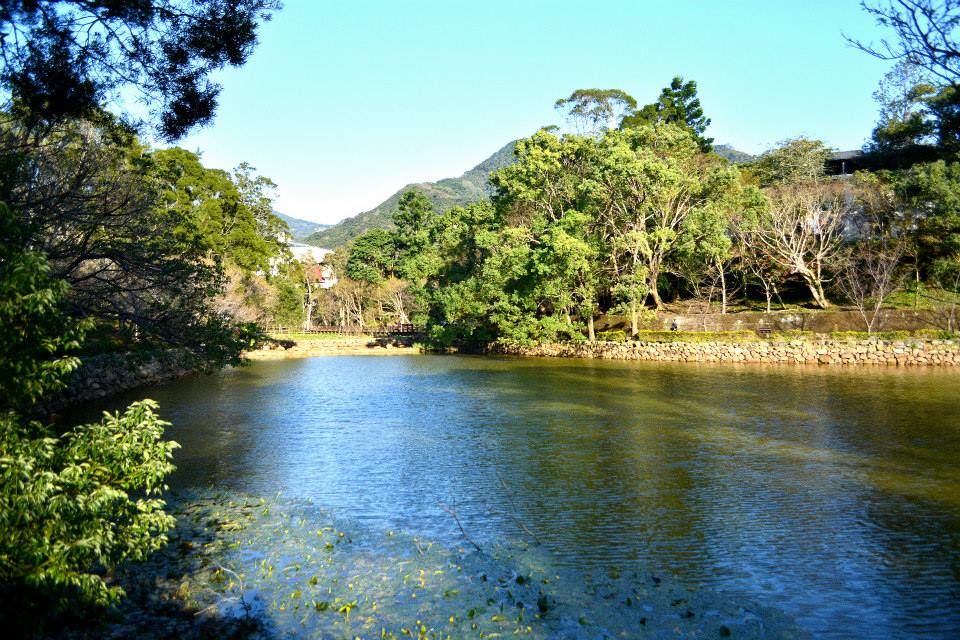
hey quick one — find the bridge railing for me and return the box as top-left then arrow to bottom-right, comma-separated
269,324 -> 424,337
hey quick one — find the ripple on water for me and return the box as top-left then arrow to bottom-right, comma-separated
70,355 -> 960,639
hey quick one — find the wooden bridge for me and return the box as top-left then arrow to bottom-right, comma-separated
271,324 -> 425,338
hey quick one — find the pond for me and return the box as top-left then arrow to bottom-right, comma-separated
85,355 -> 960,638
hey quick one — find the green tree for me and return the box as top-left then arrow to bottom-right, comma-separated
0,204 -> 177,614
554,88 -> 637,135
621,76 -> 714,151
0,118 -> 261,367
751,138 -> 832,186
152,148 -> 281,274
346,228 -> 397,285
0,203 -> 87,413
592,125 -> 740,309
897,159 -> 960,277
0,0 -> 281,139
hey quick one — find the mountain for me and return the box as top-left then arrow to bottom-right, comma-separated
713,144 -> 756,164
305,141 -> 518,248
274,211 -> 330,241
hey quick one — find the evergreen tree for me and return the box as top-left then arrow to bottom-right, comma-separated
621,76 -> 714,151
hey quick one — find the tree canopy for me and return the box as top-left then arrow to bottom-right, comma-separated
620,76 -> 714,151
0,0 -> 280,139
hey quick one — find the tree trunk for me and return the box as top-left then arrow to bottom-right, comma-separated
629,298 -> 639,337
772,282 -> 786,310
915,267 -> 920,309
806,278 -> 830,309
647,268 -> 663,309
304,280 -> 314,331
717,259 -> 727,314
587,310 -> 595,342
761,278 -> 772,313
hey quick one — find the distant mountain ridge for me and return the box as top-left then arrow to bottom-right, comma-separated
274,211 -> 329,241
306,141 -> 518,248
713,144 -> 755,164
306,140 -> 754,249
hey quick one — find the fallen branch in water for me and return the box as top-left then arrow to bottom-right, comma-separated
436,497 -> 483,554
494,470 -> 541,545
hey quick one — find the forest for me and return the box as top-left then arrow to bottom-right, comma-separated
311,65 -> 960,344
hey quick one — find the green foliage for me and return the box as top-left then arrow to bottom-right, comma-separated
620,76 -> 713,151
152,148 -> 283,274
271,269 -> 308,329
346,228 -> 397,284
829,330 -> 912,341
0,0 -> 280,140
0,401 -> 178,607
896,160 -> 960,279
630,330 -> 759,343
0,208 -> 178,611
596,330 -> 627,342
0,203 -> 89,413
750,138 -> 832,186
913,328 -> 958,339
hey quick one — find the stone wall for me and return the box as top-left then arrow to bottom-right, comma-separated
491,338 -> 960,367
43,350 -> 196,413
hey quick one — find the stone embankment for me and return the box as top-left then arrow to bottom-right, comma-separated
43,350 -> 196,414
492,338 -> 960,366
248,336 -> 420,359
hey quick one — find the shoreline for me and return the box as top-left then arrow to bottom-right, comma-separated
247,336 -> 421,359
249,335 -> 960,367
490,337 -> 960,366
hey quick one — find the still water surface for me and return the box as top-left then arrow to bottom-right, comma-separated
94,355 -> 960,638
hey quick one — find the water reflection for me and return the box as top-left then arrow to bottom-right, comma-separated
75,355 -> 960,639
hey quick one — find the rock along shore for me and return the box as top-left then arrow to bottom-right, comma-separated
42,350 -> 197,414
491,337 -> 960,366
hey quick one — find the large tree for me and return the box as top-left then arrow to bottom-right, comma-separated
592,124 -> 740,311
620,76 -> 714,151
0,0 -> 280,139
554,88 -> 637,135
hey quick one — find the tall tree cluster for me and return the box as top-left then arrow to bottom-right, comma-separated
0,0 -> 280,619
328,65 -> 960,343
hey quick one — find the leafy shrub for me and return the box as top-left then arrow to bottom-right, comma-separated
768,330 -> 815,340
597,330 -> 627,342
1,211 -> 179,611
631,330 -> 759,343
0,401 -> 178,606
912,328 -> 958,340
829,330 -> 912,341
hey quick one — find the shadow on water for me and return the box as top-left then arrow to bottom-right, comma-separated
63,354 -> 960,639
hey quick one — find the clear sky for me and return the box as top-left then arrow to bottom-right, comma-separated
170,0 -> 895,225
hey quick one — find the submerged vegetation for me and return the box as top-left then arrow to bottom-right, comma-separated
64,492 -> 805,640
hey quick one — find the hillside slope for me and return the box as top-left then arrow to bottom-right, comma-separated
306,141 -> 517,248
713,144 -> 755,164
275,211 -> 329,241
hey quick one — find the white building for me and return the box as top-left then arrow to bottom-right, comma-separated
270,241 -> 338,288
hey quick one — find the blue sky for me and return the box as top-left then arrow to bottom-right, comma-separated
170,1 -> 895,225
